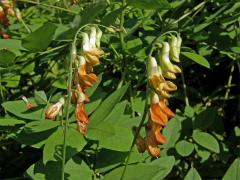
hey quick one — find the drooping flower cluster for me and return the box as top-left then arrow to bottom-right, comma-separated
44,27 -> 103,134
0,0 -> 22,39
136,34 -> 182,157
73,27 -> 103,134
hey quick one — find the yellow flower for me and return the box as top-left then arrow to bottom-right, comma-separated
148,57 -> 177,98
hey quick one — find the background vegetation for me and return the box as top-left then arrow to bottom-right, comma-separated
0,0 -> 239,179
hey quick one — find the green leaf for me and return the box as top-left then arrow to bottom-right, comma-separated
176,140 -> 194,157
95,149 -> 128,173
193,108 -> 217,130
34,90 -> 48,105
184,167 -> 202,180
43,128 -> 86,164
22,22 -> 57,52
85,73 -> 102,96
162,117 -> 181,148
24,120 -> 59,134
16,128 -> 55,148
85,98 -> 102,115
104,157 -> 174,180
90,84 -> 129,125
150,156 -> 175,180
1,75 -> 20,87
181,52 -> 210,69
2,100 -> 45,120
194,145 -> 211,163
87,122 -> 132,151
192,131 -> 219,153
79,1 -> 106,26
0,49 -> 16,67
222,158 -> 240,180
127,0 -> 171,10
0,39 -> 24,50
0,118 -> 25,126
65,157 -> 92,180
104,164 -> 162,180
101,7 -> 125,26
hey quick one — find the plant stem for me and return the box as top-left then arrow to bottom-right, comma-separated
173,1 -> 206,24
20,19 -> 31,33
224,64 -> 235,101
61,43 -> 74,180
120,88 -> 149,180
180,67 -> 189,107
117,0 -> 126,89
61,23 -> 91,180
18,0 -> 77,14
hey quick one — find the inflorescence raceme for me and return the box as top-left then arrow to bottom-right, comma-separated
135,34 -> 182,157
0,0 -> 22,39
45,27 -> 104,134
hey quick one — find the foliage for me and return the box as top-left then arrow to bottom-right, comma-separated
0,0 -> 239,179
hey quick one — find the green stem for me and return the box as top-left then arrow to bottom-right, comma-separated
61,43 -> 74,180
120,88 -> 149,180
180,67 -> 189,107
20,19 -> 31,33
224,64 -> 235,101
117,0 -> 126,89
61,23 -> 91,180
129,84 -> 135,118
173,1 -> 206,24
148,31 -> 178,56
18,0 -> 77,14
119,0 -> 126,50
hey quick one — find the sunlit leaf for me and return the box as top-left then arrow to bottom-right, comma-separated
193,131 -> 219,153
22,22 -> 57,52
182,52 -> 210,69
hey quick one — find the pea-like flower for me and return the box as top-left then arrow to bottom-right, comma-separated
77,56 -> 97,89
21,96 -> 34,110
158,42 -> 181,76
148,57 -> 177,98
45,98 -> 65,119
82,27 -> 104,65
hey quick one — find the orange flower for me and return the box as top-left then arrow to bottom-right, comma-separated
145,135 -> 161,157
77,56 -> 97,89
75,102 -> 89,134
0,7 -> 9,27
1,31 -> 10,39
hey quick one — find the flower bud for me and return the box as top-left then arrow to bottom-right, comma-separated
135,135 -> 146,153
82,32 -> 90,51
146,136 -> 160,157
159,42 -> 181,74
177,34 -> 182,55
89,27 -> 96,49
96,28 -> 102,48
162,71 -> 176,79
14,8 -> 22,21
72,44 -> 77,61
45,98 -> 65,119
169,35 -> 180,62
21,96 -> 34,109
147,56 -> 159,77
150,91 -> 160,104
